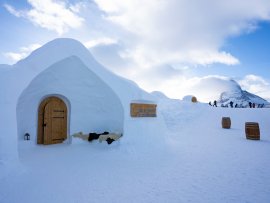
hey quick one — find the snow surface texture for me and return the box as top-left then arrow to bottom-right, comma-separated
1,100 -> 270,203
0,38 -> 166,175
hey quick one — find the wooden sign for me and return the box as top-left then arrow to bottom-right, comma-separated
130,103 -> 157,117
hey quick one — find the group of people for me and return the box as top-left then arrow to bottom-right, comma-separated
209,100 -> 218,107
209,100 -> 265,108
219,101 -> 236,108
248,102 -> 264,108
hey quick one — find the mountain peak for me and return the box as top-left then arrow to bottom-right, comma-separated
218,87 -> 269,107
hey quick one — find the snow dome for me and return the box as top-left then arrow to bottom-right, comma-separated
17,56 -> 124,144
0,38 -> 167,171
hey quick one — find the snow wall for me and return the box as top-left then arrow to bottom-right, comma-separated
0,67 -> 20,178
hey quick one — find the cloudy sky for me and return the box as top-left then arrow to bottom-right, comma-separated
1,0 -> 270,101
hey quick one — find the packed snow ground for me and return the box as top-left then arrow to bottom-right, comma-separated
1,101 -> 270,203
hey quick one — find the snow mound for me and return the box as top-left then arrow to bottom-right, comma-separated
151,91 -> 170,100
182,95 -> 198,102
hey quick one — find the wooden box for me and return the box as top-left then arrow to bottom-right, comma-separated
130,103 -> 157,117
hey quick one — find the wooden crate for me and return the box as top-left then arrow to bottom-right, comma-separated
130,103 -> 157,117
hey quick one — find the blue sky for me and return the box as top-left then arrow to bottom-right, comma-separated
1,0 -> 270,100
192,21 -> 270,85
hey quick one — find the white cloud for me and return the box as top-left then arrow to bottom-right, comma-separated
84,38 -> 118,49
3,1 -> 270,102
136,73 -> 270,102
3,43 -> 41,63
3,52 -> 24,62
128,71 -> 270,102
85,0 -> 270,101
184,51 -> 240,66
69,2 -> 87,13
3,4 -> 22,17
136,74 -> 238,101
238,75 -> 270,100
94,0 -> 270,66
4,0 -> 84,35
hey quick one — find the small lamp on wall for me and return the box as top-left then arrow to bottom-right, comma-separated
24,133 -> 30,141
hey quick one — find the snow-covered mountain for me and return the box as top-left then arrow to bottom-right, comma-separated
181,76 -> 269,106
217,80 -> 269,107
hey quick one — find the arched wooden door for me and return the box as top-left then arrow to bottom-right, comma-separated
38,97 -> 67,145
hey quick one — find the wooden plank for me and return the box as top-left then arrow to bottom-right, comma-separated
38,97 -> 67,145
37,105 -> 44,144
43,102 -> 52,145
38,97 -> 51,144
130,103 -> 157,117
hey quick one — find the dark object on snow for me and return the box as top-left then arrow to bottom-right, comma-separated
253,103 -> 255,108
213,100 -> 217,107
229,101 -> 233,108
106,137 -> 114,144
24,133 -> 30,140
245,122 -> 260,140
209,101 -> 212,106
222,117 -> 231,129
191,96 -> 197,103
88,131 -> 110,142
88,133 -> 101,142
249,102 -> 252,108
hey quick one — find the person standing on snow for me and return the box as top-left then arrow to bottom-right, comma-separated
230,101 -> 233,108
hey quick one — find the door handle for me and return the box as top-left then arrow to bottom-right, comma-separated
43,123 -> 47,127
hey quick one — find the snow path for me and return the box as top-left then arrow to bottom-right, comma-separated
1,105 -> 270,203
